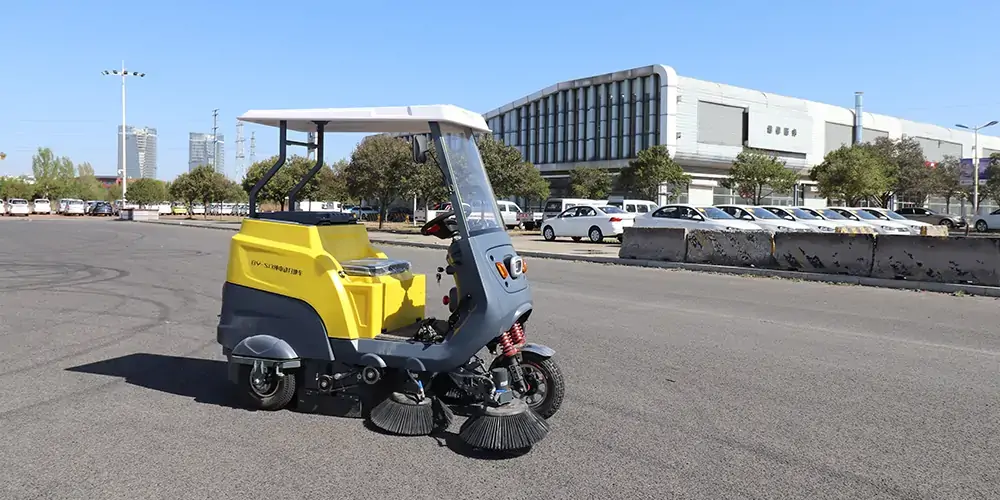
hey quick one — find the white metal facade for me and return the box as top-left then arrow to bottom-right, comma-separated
483,64 -> 1000,210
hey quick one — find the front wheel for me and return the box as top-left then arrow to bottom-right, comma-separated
975,220 -> 988,232
513,352 -> 565,419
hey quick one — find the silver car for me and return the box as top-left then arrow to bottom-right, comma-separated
894,207 -> 966,229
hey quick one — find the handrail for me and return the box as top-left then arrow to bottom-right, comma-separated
248,120 -> 287,218
287,121 -> 327,211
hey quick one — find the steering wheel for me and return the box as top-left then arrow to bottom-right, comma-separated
420,210 -> 458,239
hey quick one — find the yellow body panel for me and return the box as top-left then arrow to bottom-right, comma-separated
225,218 -> 426,339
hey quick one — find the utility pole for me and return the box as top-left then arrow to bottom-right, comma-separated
249,132 -> 256,164
211,109 -> 220,174
956,120 -> 998,218
235,121 -> 245,180
102,62 -> 145,202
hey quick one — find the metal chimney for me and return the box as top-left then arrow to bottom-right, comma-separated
854,92 -> 864,144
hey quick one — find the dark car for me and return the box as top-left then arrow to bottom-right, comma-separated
90,202 -> 114,216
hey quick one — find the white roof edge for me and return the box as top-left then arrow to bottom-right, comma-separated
237,104 -> 490,134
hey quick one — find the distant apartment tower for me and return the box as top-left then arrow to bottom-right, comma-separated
188,132 -> 225,175
118,125 -> 158,179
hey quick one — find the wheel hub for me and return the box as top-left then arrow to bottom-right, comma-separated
518,364 -> 547,405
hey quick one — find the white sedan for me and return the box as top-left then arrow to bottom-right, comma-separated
827,207 -> 911,235
761,206 -> 839,233
972,209 -> 1000,232
856,207 -> 931,235
634,204 -> 764,231
794,207 -> 876,233
716,204 -> 814,232
6,198 -> 31,216
64,199 -> 87,215
541,205 -> 634,242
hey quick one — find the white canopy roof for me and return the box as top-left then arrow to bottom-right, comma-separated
237,104 -> 490,134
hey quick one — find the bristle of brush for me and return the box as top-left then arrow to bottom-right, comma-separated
368,393 -> 437,436
459,405 -> 550,451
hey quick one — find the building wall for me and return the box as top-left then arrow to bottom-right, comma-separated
484,64 -> 1000,211
118,125 -> 157,179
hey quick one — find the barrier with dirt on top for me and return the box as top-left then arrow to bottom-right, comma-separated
619,227 -> 687,262
870,235 -> 1000,286
772,232 -> 876,276
685,229 -> 775,267
919,225 -> 950,237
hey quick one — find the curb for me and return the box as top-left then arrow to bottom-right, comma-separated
135,220 -> 1000,298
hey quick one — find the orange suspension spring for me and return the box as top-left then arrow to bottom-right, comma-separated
498,331 -> 518,357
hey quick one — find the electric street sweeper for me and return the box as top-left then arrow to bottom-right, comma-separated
216,104 -> 565,451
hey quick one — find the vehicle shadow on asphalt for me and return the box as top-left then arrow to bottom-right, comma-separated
66,353 -> 248,410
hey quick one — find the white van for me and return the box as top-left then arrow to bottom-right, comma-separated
605,198 -> 658,215
542,198 -> 602,221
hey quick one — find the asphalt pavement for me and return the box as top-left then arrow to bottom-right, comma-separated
1,218 -> 997,500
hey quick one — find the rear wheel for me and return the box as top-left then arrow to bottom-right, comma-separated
542,226 -> 556,241
975,220 -> 988,232
239,364 -> 297,411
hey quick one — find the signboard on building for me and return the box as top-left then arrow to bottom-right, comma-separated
959,158 -> 992,186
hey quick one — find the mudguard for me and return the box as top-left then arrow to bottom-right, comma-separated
230,334 -> 300,365
520,343 -> 555,359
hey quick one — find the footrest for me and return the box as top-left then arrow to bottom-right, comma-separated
340,258 -> 411,277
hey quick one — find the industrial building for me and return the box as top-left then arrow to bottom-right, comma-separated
482,64 -> 1000,213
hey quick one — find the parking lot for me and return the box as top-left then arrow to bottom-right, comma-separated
1,218 -> 998,499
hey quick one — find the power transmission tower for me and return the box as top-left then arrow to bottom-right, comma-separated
235,121 -> 245,180
249,132 -> 256,164
211,109 -> 220,174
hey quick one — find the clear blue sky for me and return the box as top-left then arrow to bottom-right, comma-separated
2,0 -> 998,180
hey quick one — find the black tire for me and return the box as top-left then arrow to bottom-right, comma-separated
238,364 -> 297,411
542,225 -> 556,241
941,219 -> 954,228
975,220 -> 988,232
588,226 -> 604,242
517,352 -> 565,419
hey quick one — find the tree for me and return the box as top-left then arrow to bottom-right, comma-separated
568,166 -> 612,199
0,178 -> 34,200
314,159 -> 349,202
241,155 -> 324,210
126,178 -> 167,207
188,165 -> 231,216
931,156 -> 965,213
721,149 -> 799,204
867,136 -> 930,207
616,145 -> 690,201
73,162 -> 103,201
810,144 -> 891,206
343,134 -> 417,228
511,163 -> 550,204
30,147 -> 75,199
169,173 -> 198,212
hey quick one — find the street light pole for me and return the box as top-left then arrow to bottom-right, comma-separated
102,62 -> 145,203
956,120 -> 998,217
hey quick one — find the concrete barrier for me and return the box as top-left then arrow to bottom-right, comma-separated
772,232 -> 876,276
619,227 -> 687,262
120,208 -> 160,221
870,235 -> 1000,286
685,229 -> 775,268
919,225 -> 950,237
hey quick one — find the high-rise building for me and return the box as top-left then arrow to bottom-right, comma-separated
118,125 -> 158,179
188,132 -> 225,175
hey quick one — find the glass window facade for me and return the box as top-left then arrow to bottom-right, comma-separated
487,73 -> 661,165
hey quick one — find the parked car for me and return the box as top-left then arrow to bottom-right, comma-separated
635,204 -> 764,231
541,205 -> 633,242
496,200 -> 534,230
190,204 -> 206,216
856,207 -> 931,235
760,206 -> 839,232
6,198 -> 31,216
63,199 -> 86,216
972,209 -> 1000,232
32,199 -> 51,214
541,197 -> 602,221
171,204 -> 189,215
90,201 -> 114,216
792,207 -> 876,233
826,207 -> 911,235
716,204 -> 813,232
894,207 -> 966,228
